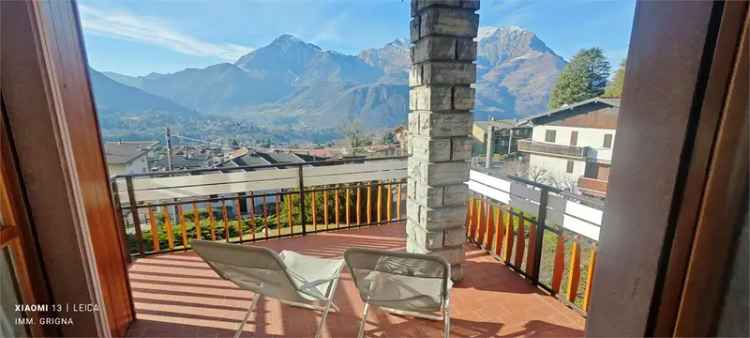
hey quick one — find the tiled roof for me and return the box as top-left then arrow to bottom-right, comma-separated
518,97 -> 621,126
103,141 -> 158,164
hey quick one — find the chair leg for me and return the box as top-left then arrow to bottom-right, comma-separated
314,298 -> 334,338
357,302 -> 370,338
443,302 -> 451,338
234,294 -> 261,338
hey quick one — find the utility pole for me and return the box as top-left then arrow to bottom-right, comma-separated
485,125 -> 494,169
165,127 -> 173,171
507,127 -> 514,156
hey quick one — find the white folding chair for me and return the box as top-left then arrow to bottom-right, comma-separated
192,240 -> 344,338
344,248 -> 452,338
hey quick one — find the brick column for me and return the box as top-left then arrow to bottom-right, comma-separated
406,0 -> 479,281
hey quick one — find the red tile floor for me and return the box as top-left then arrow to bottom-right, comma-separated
125,223 -> 585,337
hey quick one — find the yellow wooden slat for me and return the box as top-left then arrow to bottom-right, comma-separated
323,190 -> 329,226
162,206 -> 174,249
248,194 -> 257,240
514,214 -> 526,268
504,211 -> 514,264
494,208 -> 505,257
311,190 -> 317,227
148,207 -> 159,252
376,183 -> 382,223
286,194 -> 293,232
275,194 -> 281,236
526,221 -> 537,276
486,205 -> 495,250
582,244 -> 597,311
262,195 -> 269,236
566,237 -> 581,303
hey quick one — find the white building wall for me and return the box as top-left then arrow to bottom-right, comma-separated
107,155 -> 149,178
528,154 -> 586,186
531,125 -> 616,163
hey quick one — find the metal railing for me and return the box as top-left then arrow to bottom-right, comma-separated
112,156 -> 408,257
517,139 -> 589,158
465,169 -> 604,314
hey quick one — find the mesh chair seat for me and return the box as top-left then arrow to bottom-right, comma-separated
280,250 -> 344,301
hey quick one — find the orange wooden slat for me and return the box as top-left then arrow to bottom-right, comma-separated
566,237 -> 582,303
475,199 -> 484,244
396,182 -> 402,220
494,208 -> 505,257
504,211 -> 514,264
234,199 -> 243,242
473,198 -> 481,240
526,221 -> 537,277
162,206 -> 174,249
323,190 -> 329,226
208,203 -> 216,240
356,184 -> 361,225
345,187 -> 351,226
148,207 -> 159,252
376,183 -> 382,223
465,197 -> 474,237
311,190 -> 317,227
514,213 -> 526,268
583,244 -> 597,311
177,205 -> 188,247
551,229 -> 566,293
221,201 -> 229,242
192,202 -> 201,240
386,180 -> 392,222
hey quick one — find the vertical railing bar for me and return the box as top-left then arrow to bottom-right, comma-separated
112,179 -> 132,260
532,188 -> 549,283
297,165 -> 307,236
125,177 -> 145,256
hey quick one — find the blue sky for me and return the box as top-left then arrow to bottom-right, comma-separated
79,0 -> 636,76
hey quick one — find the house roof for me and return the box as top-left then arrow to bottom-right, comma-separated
104,141 -> 158,165
216,149 -> 327,170
518,97 -> 621,127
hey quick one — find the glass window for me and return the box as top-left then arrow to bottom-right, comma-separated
604,134 -> 613,148
545,130 -> 556,143
566,160 -> 575,173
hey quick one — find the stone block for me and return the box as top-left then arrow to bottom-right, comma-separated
450,136 -> 471,160
455,38 -> 477,61
412,0 -> 464,15
420,7 -> 479,38
409,86 -> 452,111
412,182 -> 468,208
423,62 -> 476,85
461,0 -> 480,10
408,159 -> 469,186
409,65 -> 423,87
452,86 -> 475,110
412,36 -> 456,63
410,17 -> 421,42
409,111 -> 472,138
410,135 -> 451,162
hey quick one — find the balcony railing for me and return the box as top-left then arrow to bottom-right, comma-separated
465,169 -> 604,313
517,139 -> 589,158
578,176 -> 609,197
111,156 -> 408,256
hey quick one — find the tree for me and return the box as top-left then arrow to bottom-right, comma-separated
548,48 -> 610,109
604,58 -> 626,97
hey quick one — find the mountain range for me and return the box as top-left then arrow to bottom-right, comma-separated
91,26 -> 566,140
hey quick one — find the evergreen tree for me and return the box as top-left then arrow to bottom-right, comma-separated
604,58 -> 626,97
548,48 -> 610,109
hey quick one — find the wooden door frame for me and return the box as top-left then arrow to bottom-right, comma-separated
586,1 -> 748,336
1,1 -> 134,336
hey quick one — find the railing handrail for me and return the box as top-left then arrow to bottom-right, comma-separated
516,139 -> 589,157
111,155 -> 409,180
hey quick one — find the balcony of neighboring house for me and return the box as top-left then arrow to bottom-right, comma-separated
516,139 -> 589,159
577,177 -> 608,198
112,158 -> 598,338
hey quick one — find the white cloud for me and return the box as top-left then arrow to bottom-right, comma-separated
78,5 -> 252,61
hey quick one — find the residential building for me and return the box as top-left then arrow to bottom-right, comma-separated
471,119 -> 532,156
103,141 -> 158,177
517,98 -> 619,197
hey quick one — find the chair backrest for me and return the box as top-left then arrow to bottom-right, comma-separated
344,248 -> 450,313
191,240 -> 301,301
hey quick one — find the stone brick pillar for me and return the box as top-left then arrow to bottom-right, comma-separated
406,0 -> 479,281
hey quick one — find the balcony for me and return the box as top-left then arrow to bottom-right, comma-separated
516,139 -> 588,159
112,159 -> 597,338
577,177 -> 609,198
